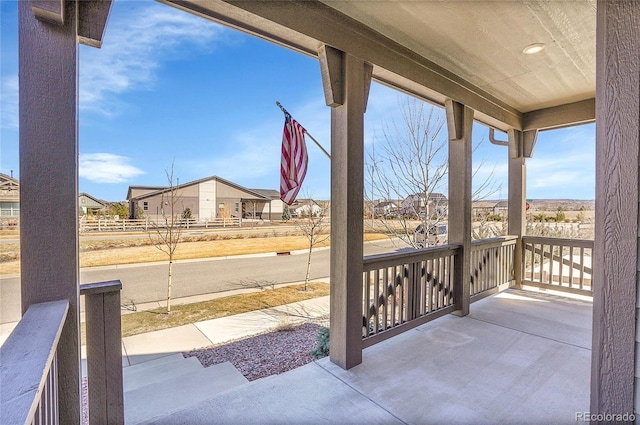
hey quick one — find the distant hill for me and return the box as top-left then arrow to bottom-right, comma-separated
484,199 -> 595,212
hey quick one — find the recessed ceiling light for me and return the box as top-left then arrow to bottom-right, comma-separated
523,43 -> 546,55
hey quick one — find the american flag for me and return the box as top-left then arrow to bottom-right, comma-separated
280,113 -> 308,205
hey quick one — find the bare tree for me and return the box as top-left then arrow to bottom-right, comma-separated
366,97 -> 500,248
293,199 -> 330,291
148,162 -> 184,313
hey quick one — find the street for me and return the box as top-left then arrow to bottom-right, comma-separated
0,238 -> 404,324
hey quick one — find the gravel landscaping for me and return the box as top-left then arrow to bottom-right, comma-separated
184,322 -> 325,381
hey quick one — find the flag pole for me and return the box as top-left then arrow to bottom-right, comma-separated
276,101 -> 331,159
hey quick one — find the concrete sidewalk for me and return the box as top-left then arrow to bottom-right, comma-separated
119,294 -> 330,367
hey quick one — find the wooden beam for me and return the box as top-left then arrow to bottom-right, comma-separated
19,0 -> 80,422
318,45 -> 343,107
523,98 -> 595,131
591,0 -> 640,416
446,99 -> 473,316
31,0 -> 65,25
522,130 -> 538,159
77,0 -> 113,48
328,51 -> 371,369
166,0 -> 523,130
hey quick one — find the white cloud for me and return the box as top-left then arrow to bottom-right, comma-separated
182,97 -> 331,195
80,153 -> 145,183
79,2 -> 227,115
525,135 -> 595,198
1,74 -> 18,129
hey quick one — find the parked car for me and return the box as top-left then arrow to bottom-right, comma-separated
414,223 -> 447,248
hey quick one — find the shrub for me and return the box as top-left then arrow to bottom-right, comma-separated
533,213 -> 547,222
310,326 -> 330,359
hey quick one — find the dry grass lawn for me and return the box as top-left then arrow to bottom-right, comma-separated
120,282 -> 329,337
0,233 -> 388,275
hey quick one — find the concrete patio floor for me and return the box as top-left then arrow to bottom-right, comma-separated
150,288 -> 592,425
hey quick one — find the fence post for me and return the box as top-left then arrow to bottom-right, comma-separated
81,280 -> 124,425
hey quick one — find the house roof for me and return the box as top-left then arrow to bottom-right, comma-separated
250,189 -> 281,200
0,173 -> 19,201
472,201 -> 498,209
404,193 -> 448,201
374,201 -> 397,208
126,186 -> 165,200
167,1 -> 596,132
127,176 -> 270,202
78,192 -> 106,207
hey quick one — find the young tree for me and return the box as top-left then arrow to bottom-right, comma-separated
108,202 -> 129,219
366,97 -> 500,248
148,162 -> 184,313
282,204 -> 292,222
293,199 -> 330,291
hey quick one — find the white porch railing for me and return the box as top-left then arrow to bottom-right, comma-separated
522,236 -> 593,296
79,217 -> 241,232
362,245 -> 460,347
0,300 -> 68,425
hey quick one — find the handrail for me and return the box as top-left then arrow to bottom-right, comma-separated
0,300 -> 68,425
471,235 -> 518,249
522,235 -> 594,249
364,244 -> 461,271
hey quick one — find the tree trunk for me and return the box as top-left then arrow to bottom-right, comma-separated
167,259 -> 173,313
305,244 -> 312,291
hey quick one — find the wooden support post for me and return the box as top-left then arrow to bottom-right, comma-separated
591,0 -> 640,416
320,45 -> 372,369
446,100 -> 473,316
81,281 -> 124,425
508,129 -> 526,288
19,1 -> 80,422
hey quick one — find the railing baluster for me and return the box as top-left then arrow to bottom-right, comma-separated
448,255 -> 454,306
559,244 -> 565,287
579,247 -> 585,289
387,267 -> 392,327
568,246 -> 575,288
551,245 -> 557,285
364,270 -> 371,336
374,268 -> 381,333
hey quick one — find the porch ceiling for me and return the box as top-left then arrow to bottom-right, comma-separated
163,0 -> 596,131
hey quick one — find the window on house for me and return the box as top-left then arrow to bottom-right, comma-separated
143,202 -> 148,211
0,202 -> 19,216
235,203 -> 239,212
218,203 -> 225,210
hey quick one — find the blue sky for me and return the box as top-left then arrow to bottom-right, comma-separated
0,0 -> 595,202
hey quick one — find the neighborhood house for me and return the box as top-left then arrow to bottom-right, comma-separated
127,176 -> 284,222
